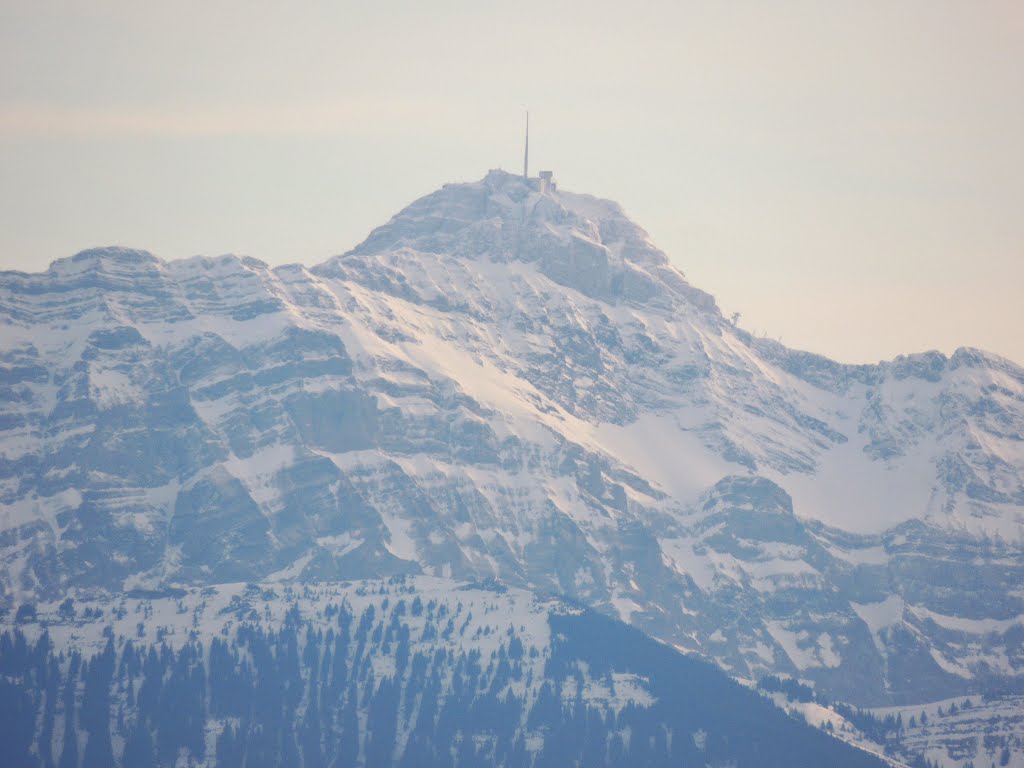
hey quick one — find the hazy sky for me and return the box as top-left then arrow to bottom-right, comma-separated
1,1 -> 1021,364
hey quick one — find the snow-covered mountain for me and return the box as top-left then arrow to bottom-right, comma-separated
1,169 -> 1022,762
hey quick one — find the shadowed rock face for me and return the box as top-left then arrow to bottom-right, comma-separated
1,171 -> 1023,710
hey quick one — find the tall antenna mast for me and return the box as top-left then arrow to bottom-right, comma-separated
523,110 -> 529,180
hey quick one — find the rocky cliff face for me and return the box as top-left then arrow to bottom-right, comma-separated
1,170 -> 1022,717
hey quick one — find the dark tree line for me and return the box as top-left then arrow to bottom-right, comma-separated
0,595 -> 893,767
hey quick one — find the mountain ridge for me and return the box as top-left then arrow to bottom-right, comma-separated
6,164 -> 1017,375
8,239 -> 1016,372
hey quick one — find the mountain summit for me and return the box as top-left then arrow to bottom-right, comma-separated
1,172 -> 1023,717
317,168 -> 718,313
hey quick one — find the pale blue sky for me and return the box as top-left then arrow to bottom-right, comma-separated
1,1 -> 1021,364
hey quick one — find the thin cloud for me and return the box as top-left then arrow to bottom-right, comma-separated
0,99 -> 441,139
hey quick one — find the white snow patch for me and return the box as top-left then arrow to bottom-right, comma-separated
850,596 -> 905,655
